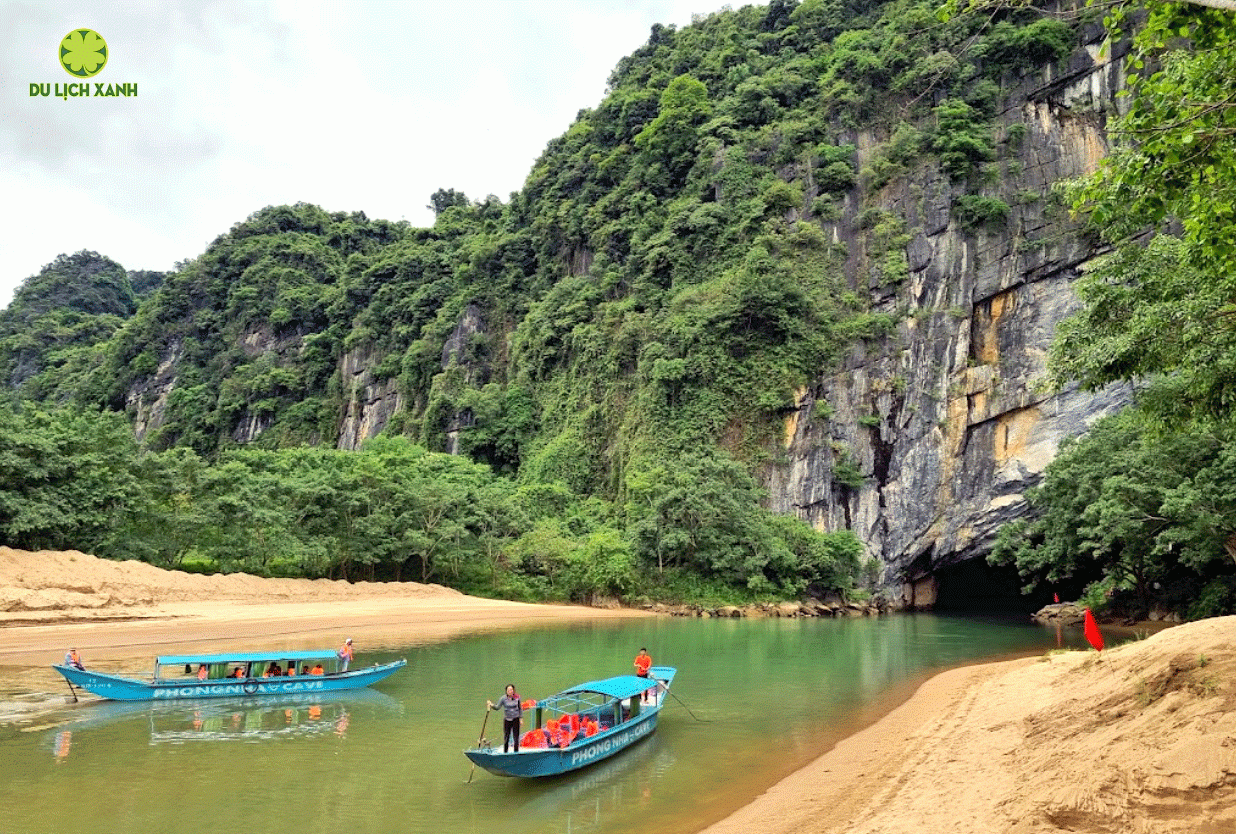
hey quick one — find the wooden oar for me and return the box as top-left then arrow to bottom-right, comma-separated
466,706 -> 491,784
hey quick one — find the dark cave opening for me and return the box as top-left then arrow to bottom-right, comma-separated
931,557 -> 1087,614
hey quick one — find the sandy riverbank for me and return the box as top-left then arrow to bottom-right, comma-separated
5,548 -> 1234,833
701,614 -> 1236,834
0,547 -> 648,719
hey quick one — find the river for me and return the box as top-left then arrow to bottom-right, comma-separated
0,613 -> 1093,834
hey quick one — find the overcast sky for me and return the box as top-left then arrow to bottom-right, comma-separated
0,0 -> 729,309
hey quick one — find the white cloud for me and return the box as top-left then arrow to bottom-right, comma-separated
0,0 -> 718,308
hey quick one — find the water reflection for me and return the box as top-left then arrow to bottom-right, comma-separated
479,734 -> 677,834
43,689 -> 400,758
52,730 -> 71,763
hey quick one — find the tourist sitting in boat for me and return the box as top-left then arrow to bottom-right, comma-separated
263,662 -> 282,678
301,664 -> 310,675
310,663 -> 325,675
285,664 -> 296,676
197,664 -> 209,681
232,667 -> 245,678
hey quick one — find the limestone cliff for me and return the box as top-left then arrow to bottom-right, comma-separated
337,343 -> 402,451
765,26 -> 1130,606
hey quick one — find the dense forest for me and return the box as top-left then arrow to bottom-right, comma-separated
2,0 -> 1234,616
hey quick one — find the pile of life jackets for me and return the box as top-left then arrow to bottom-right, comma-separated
518,713 -> 603,749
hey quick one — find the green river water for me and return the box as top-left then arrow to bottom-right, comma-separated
0,614 -> 1096,834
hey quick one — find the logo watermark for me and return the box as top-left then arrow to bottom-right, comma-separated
60,29 -> 107,78
29,28 -> 136,99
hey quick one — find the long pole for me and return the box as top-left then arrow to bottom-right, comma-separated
466,707 -> 491,784
651,676 -> 709,723
63,675 -> 78,703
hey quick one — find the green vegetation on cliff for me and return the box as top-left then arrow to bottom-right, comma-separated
991,1 -> 1236,620
9,0 -> 1182,607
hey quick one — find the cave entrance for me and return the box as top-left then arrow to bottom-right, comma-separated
931,557 -> 1072,614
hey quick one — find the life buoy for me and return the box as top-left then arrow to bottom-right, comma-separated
242,679 -> 259,695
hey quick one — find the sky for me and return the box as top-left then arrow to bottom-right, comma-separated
0,0 -> 728,309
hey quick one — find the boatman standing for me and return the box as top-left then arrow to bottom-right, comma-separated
487,683 -> 523,753
338,638 -> 354,672
633,647 -> 653,703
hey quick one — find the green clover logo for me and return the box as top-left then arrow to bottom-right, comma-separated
60,29 -> 108,78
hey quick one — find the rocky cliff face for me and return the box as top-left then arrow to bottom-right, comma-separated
127,339 -> 182,443
764,27 -> 1130,607
338,343 -> 402,451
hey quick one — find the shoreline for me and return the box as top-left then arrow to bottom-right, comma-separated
5,549 -> 1236,833
0,597 -> 649,722
0,548 -> 653,723
698,616 -> 1236,834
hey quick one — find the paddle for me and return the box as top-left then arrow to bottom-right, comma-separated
466,706 -> 491,784
650,675 -> 709,723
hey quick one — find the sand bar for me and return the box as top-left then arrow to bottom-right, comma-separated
0,547 -> 647,716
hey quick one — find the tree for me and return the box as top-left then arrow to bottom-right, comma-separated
1061,4 -> 1236,421
427,188 -> 471,217
989,411 -> 1236,613
0,406 -> 143,553
634,74 -> 712,192
109,447 -> 213,567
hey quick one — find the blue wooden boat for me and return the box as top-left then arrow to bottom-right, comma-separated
52,650 -> 406,701
464,666 -> 676,778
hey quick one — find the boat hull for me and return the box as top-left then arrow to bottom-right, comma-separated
53,660 -> 406,701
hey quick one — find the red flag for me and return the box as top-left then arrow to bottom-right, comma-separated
1053,592 -> 1060,603
1083,608 -> 1104,652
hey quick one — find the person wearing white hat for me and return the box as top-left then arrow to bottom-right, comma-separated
338,638 -> 354,672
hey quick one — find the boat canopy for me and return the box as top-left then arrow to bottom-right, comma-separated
156,650 -> 339,666
563,674 -> 662,701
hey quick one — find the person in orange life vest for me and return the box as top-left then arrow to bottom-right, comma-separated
338,638 -> 354,672
197,664 -> 209,681
310,663 -> 325,675
487,684 -> 523,753
232,667 -> 245,678
633,647 -> 654,703
64,648 -> 85,670
285,664 -> 297,676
